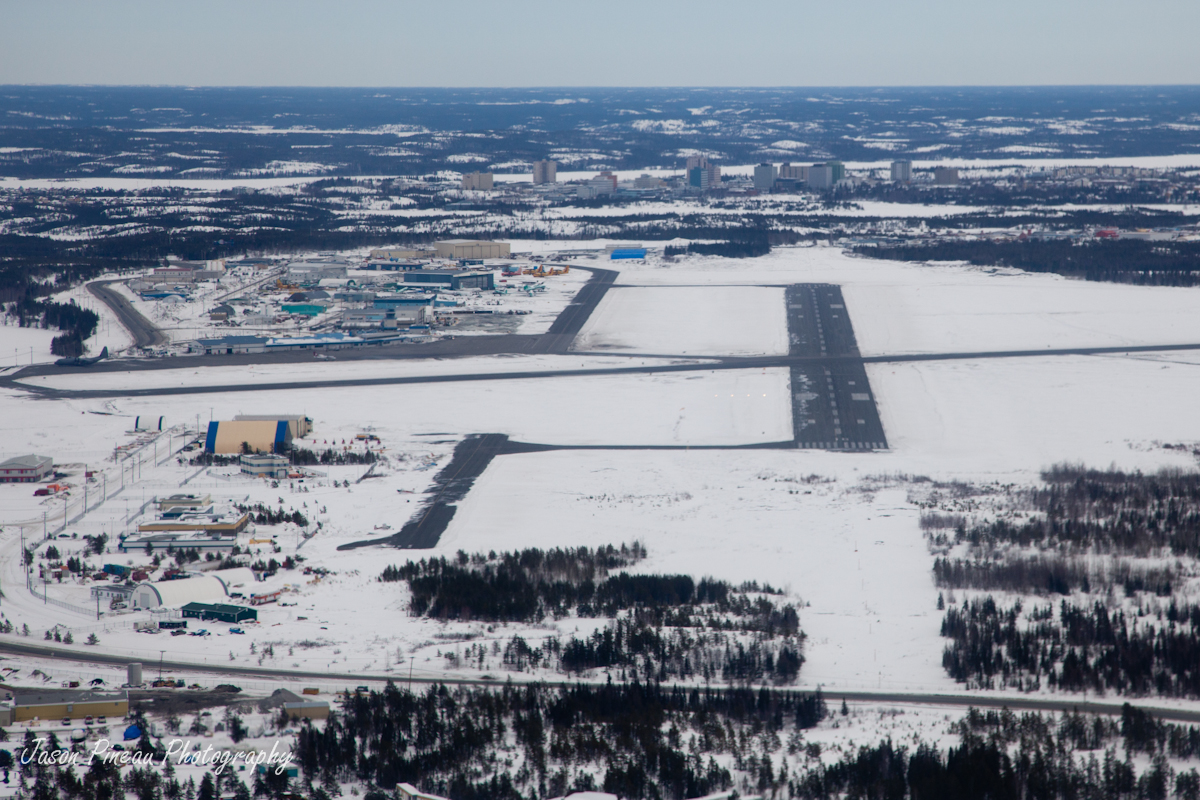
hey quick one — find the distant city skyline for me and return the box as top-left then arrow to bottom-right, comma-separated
2,0 -> 1199,87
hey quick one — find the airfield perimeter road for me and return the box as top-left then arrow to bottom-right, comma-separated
87,278 -> 166,349
3,637 -> 1200,724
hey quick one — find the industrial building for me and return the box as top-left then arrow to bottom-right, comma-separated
121,528 -> 243,552
181,602 -> 258,623
369,247 -> 435,261
287,262 -> 349,283
135,509 -> 250,534
284,699 -> 330,720
402,270 -> 495,290
0,454 -> 52,483
281,302 -> 328,317
234,415 -> 312,437
205,419 -> 293,454
433,240 -> 511,259
90,583 -> 135,604
609,248 -> 647,260
241,453 -> 289,479
145,266 -> 197,284
461,172 -> 494,191
532,160 -> 558,184
373,293 -> 437,309
6,689 -> 129,724
891,159 -> 913,182
194,335 -> 269,355
158,494 -> 211,511
130,568 -> 257,610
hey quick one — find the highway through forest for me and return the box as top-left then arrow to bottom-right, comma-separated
2,637 -> 1199,724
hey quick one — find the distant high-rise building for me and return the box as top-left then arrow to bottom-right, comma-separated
461,171 -> 494,191
588,171 -> 617,194
933,167 -> 960,186
890,160 -> 913,183
633,173 -> 665,189
753,163 -> 778,192
532,160 -> 557,185
778,162 -> 808,183
685,155 -> 720,190
827,161 -> 845,183
808,164 -> 835,190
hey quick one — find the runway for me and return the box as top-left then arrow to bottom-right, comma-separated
786,284 -> 889,450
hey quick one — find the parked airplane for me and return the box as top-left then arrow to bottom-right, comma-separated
55,346 -> 108,367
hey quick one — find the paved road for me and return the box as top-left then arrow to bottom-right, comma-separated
87,279 -> 166,349
2,638 -> 1197,723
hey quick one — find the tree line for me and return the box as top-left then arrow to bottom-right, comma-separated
294,681 -> 830,800
858,238 -> 1200,286
941,595 -> 1200,697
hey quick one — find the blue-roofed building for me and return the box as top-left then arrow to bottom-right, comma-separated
610,249 -> 648,260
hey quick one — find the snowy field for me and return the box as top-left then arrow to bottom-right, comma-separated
572,286 -> 789,356
0,277 -> 130,368
6,243 -> 1200,703
613,245 -> 1200,356
0,366 -> 792,467
443,449 -> 949,692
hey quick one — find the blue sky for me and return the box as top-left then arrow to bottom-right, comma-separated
2,0 -> 1198,86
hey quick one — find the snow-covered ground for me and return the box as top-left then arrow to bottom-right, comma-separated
0,278 -> 130,368
4,243 -> 1200,702
614,245 -> 1200,356
573,286 -> 789,356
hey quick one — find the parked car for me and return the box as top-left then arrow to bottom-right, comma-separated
84,716 -> 94,725
97,716 -> 107,724
170,629 -> 187,636
61,717 -> 71,726
229,627 -> 244,635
